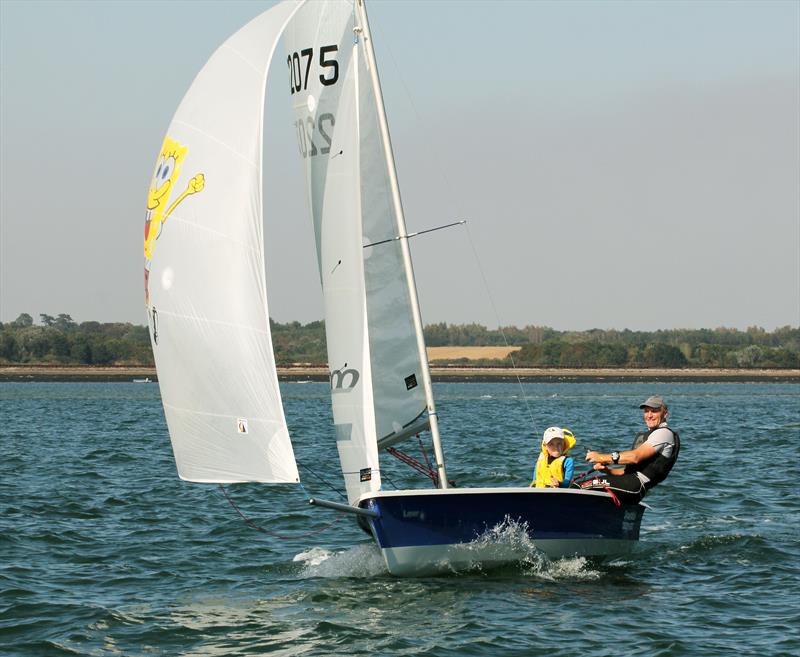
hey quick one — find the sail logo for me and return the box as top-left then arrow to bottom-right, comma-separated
144,135 -> 205,306
330,366 -> 359,392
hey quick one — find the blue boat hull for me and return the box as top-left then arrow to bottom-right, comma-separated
357,488 -> 646,575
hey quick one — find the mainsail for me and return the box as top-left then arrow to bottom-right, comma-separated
144,1 -> 304,483
285,0 -> 427,503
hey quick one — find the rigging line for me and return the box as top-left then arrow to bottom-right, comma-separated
418,434 -> 433,474
572,466 -> 599,484
296,459 -> 348,502
371,20 -> 534,430
386,447 -> 438,485
381,472 -> 400,490
463,221 -> 536,428
217,484 -> 341,537
369,21 -> 466,221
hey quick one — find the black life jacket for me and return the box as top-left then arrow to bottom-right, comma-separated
628,426 -> 680,490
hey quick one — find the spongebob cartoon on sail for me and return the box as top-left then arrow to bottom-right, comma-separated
144,136 -> 204,307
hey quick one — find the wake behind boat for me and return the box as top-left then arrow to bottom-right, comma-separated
143,0 -> 647,576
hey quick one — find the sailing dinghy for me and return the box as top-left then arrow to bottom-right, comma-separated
144,0 -> 646,576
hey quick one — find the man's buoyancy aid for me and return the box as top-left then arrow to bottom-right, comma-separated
627,425 -> 680,489
532,431 -> 576,488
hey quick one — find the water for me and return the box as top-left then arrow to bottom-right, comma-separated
2,381 -> 799,656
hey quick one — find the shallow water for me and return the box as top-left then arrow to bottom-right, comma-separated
2,381 -> 799,656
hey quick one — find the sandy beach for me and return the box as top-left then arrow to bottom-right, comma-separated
1,365 -> 798,383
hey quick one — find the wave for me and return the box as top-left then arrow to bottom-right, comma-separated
293,544 -> 388,578
468,517 -> 603,580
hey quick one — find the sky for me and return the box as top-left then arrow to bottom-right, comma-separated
1,0 -> 798,332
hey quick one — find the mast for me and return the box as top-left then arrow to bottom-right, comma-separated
354,0 -> 449,489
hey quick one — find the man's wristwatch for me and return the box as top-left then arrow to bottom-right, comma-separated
611,451 -> 620,464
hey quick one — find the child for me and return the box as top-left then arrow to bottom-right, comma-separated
531,427 -> 576,488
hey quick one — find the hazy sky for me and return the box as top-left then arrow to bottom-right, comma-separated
1,0 -> 798,331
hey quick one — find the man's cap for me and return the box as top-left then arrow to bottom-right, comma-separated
639,395 -> 667,410
542,426 -> 565,444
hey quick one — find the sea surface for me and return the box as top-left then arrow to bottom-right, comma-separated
1,381 -> 799,656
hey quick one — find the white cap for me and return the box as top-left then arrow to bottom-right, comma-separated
543,426 -> 564,444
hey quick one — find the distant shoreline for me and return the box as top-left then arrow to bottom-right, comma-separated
1,365 -> 798,383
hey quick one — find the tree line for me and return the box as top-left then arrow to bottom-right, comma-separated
1,313 -> 798,369
426,322 -> 799,369
0,314 -> 153,366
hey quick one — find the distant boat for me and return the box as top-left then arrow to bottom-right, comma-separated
144,0 -> 646,575
132,377 -> 152,383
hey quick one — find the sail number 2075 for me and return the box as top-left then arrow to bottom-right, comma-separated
288,45 -> 339,94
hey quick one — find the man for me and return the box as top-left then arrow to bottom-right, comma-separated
584,395 -> 680,504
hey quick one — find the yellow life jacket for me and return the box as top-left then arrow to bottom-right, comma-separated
531,429 -> 576,488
